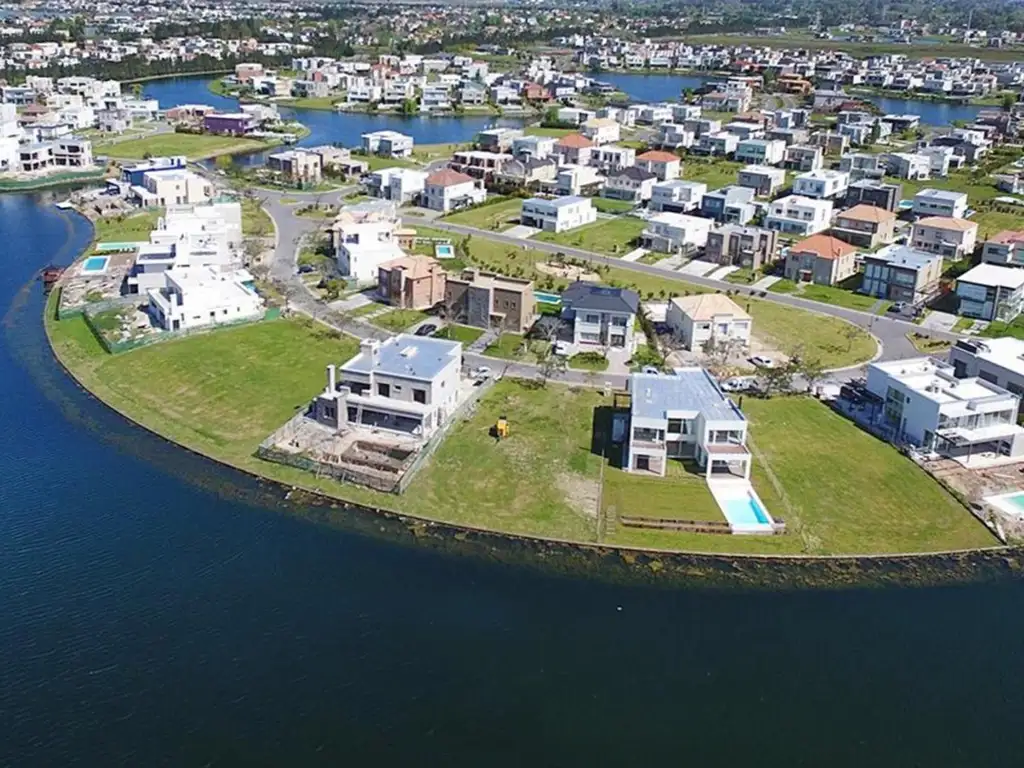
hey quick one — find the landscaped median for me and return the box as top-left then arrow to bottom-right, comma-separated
46,305 -> 997,562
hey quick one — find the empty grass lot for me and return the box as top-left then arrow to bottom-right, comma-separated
372,308 -> 430,332
534,216 -> 647,256
103,133 -> 269,160
442,197 -> 524,230
769,279 -> 890,313
435,324 -> 485,344
683,158 -> 744,190
93,210 -> 162,243
241,198 -> 273,237
591,197 -> 637,214
524,126 -> 576,138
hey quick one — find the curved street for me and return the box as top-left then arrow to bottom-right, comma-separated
253,187 -> 961,389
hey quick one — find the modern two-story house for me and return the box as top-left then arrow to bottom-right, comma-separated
560,282 -> 640,353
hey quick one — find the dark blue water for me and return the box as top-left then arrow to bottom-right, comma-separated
5,197 -> 1024,762
597,72 -> 710,102
143,77 -> 524,167
868,95 -> 984,126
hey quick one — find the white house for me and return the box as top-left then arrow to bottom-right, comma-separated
312,335 -> 463,440
956,263 -> 1024,322
423,168 -> 485,213
581,117 -> 621,145
764,195 -> 834,236
641,212 -> 714,254
635,150 -> 681,181
591,144 -> 636,173
366,167 -> 428,204
667,294 -> 752,352
913,188 -> 969,218
331,200 -> 406,283
735,138 -> 786,166
793,169 -> 850,199
560,282 -> 640,353
520,196 -> 596,233
361,130 -> 414,157
863,357 -> 1024,464
133,169 -> 212,208
147,266 -> 264,332
950,337 -> 1024,396
511,134 -> 556,161
650,180 -> 707,213
603,166 -> 657,203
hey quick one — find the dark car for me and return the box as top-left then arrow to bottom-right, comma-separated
415,324 -> 438,337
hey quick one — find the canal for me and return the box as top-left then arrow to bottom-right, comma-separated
4,191 -> 1024,763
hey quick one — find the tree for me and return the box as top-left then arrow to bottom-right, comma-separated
131,83 -> 143,99
1003,92 -> 1018,112
796,356 -> 827,395
323,279 -> 343,301
535,344 -> 566,387
759,363 -> 795,398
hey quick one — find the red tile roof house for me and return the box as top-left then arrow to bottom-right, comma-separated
523,83 -> 552,102
555,133 -> 594,166
636,150 -> 682,181
423,169 -> 485,213
783,234 -> 860,286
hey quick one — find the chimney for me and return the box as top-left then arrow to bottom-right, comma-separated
327,364 -> 336,393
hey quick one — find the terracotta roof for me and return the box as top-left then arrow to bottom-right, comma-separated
426,168 -> 474,187
379,254 -> 442,279
914,216 -> 978,232
838,204 -> 896,223
557,133 -> 594,148
989,230 -> 1024,245
637,150 -> 680,163
791,234 -> 858,261
670,293 -> 750,321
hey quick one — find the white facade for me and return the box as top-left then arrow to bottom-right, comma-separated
147,266 -> 264,332
913,188 -> 969,218
134,169 -> 212,208
520,196 -> 596,233
793,169 -> 850,199
581,117 -> 620,145
641,212 -> 714,254
423,171 -> 485,213
764,195 -> 834,236
590,144 -> 636,172
361,130 -> 414,157
667,294 -> 752,352
368,167 -> 428,204
331,201 -> 406,283
649,180 -> 706,213
511,134 -> 556,161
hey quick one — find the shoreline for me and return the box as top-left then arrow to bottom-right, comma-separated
41,261 -> 1024,588
0,168 -> 107,193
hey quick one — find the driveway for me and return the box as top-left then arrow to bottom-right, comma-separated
503,224 -> 540,239
920,310 -> 959,333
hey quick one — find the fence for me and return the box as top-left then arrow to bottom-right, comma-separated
619,516 -> 735,534
82,303 -> 281,355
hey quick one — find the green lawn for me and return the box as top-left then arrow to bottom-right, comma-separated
952,316 -> 976,333
435,324 -> 485,344
442,197 -> 523,230
359,154 -> 423,171
372,308 -> 430,332
602,463 -> 725,523
682,158 -> 744,190
241,198 -> 273,237
104,133 -> 268,160
348,302 -> 385,317
799,283 -> 887,312
568,352 -> 609,371
534,216 -> 647,256
591,197 -> 637,214
637,252 -> 670,265
281,96 -> 344,110
484,333 -> 528,359
93,210 -> 162,243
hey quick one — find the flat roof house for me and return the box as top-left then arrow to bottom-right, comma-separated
956,263 -> 1024,322
312,335 -> 463,440
560,282 -> 640,352
361,130 -> 414,157
641,212 -> 714,255
366,167 -> 428,204
266,148 -> 323,184
784,233 -> 859,286
625,369 -> 752,483
581,117 -> 620,145
864,356 -> 1024,465
667,294 -> 752,352
700,185 -> 757,225
783,144 -> 824,172
950,336 -> 1024,396
444,268 -> 536,333
202,112 -> 258,136
982,230 -> 1024,268
330,200 -> 406,283
147,266 -> 263,332
377,254 -> 446,310
765,194 -> 833,237
793,168 -> 850,200
520,195 -> 596,233
650,180 -> 706,213
705,224 -> 779,271
861,244 -> 943,305
913,188 -> 969,219
737,164 -> 786,197
910,216 -> 979,260
831,204 -> 897,249
845,179 -> 902,212
735,138 -> 786,167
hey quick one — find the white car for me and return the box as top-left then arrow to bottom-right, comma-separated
749,355 -> 775,369
470,366 -> 491,379
721,376 -> 757,392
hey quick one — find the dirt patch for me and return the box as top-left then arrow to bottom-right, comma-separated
536,262 -> 600,282
557,472 -> 600,519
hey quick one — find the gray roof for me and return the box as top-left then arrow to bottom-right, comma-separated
562,282 -> 639,314
341,334 -> 460,381
916,188 -> 968,202
610,166 -> 657,182
865,244 -> 941,271
630,369 -> 745,422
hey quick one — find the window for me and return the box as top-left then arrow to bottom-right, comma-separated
667,419 -> 683,434
414,389 -> 426,404
378,382 -> 390,397
584,313 -> 600,324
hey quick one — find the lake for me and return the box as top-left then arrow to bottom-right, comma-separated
4,192 -> 1024,764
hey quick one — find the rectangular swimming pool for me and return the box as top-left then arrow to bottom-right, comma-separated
534,290 -> 562,305
723,496 -> 770,527
986,490 -> 1024,517
82,256 -> 109,273
435,244 -> 455,259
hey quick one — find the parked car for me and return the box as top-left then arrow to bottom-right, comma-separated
553,341 -> 571,357
721,376 -> 757,392
641,366 -> 661,375
415,324 -> 438,337
469,366 -> 491,380
888,301 -> 907,314
749,355 -> 775,368
298,263 -> 315,274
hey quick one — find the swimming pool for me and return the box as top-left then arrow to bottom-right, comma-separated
82,256 -> 110,274
722,495 -> 771,527
534,290 -> 562,305
435,244 -> 455,259
985,490 -> 1024,517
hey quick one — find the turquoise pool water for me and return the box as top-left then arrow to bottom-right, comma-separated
1002,492 -> 1024,513
534,290 -> 561,305
724,496 -> 770,526
435,244 -> 454,258
82,256 -> 109,273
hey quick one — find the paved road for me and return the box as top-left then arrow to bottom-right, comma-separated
413,218 -> 962,369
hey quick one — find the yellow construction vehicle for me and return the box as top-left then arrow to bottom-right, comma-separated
495,415 -> 509,441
